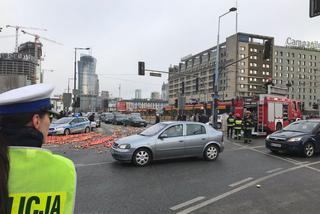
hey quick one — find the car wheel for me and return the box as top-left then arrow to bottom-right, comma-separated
133,148 -> 152,166
85,127 -> 90,133
64,129 -> 70,136
303,142 -> 315,158
204,144 -> 219,161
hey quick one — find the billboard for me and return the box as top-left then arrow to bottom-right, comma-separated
117,101 -> 126,112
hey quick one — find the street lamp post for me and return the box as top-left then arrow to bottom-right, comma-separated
73,47 -> 90,112
212,7 -> 237,127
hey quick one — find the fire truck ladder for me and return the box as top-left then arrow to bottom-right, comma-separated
254,104 -> 267,136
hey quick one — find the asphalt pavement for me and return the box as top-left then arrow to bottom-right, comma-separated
45,124 -> 320,214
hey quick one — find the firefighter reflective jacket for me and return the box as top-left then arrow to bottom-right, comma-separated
227,117 -> 235,127
234,119 -> 242,129
8,147 -> 76,214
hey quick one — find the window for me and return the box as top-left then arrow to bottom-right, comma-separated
240,54 -> 245,59
249,77 -> 253,81
249,70 -> 253,74
266,64 -> 270,68
275,58 -> 278,63
162,125 -> 183,138
241,61 -> 245,66
292,53 -> 295,58
279,73 -> 282,77
187,124 -> 206,135
299,54 -> 301,58
241,77 -> 245,81
240,46 -> 245,51
254,70 -> 257,74
310,55 -> 313,60
279,66 -> 283,71
274,72 -> 277,77
303,54 -> 305,59
240,84 -> 244,88
298,61 -> 301,65
279,59 -> 283,63
249,85 -> 252,89
250,48 -> 253,52
254,78 -> 257,82
275,51 -> 278,56
287,53 -> 290,57
266,71 -> 270,75
240,69 -> 245,73
262,79 -> 265,82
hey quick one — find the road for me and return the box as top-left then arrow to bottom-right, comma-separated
45,123 -> 320,214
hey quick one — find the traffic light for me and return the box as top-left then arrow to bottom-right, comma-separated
138,61 -> 145,76
310,0 -> 320,18
195,78 -> 199,92
174,99 -> 178,108
181,81 -> 185,95
74,97 -> 80,108
264,40 -> 272,60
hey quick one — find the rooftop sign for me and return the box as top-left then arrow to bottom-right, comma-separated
286,37 -> 320,50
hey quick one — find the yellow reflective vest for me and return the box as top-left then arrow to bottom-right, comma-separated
8,147 -> 76,214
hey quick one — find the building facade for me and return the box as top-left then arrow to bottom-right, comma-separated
122,99 -> 168,112
168,32 -> 273,105
135,89 -> 142,99
273,45 -> 320,110
151,91 -> 160,100
0,53 -> 37,93
78,55 -> 99,96
161,82 -> 169,101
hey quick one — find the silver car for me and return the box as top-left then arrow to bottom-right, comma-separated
110,121 -> 224,166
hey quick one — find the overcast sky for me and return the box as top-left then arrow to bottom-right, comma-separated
1,0 -> 319,99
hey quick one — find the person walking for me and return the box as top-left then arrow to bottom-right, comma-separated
243,111 -> 254,144
234,113 -> 242,140
227,113 -> 235,138
0,84 -> 76,214
155,113 -> 160,124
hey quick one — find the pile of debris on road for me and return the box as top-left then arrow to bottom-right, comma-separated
45,126 -> 146,149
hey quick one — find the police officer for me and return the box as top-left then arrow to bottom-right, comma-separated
0,84 -> 76,214
234,113 -> 242,140
227,112 -> 235,138
243,111 -> 254,144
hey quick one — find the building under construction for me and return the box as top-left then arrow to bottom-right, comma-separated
0,52 -> 37,93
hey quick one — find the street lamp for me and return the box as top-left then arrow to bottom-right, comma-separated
73,47 -> 90,112
212,7 -> 237,127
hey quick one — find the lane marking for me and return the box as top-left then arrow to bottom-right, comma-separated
176,161 -> 320,214
266,168 -> 283,174
75,161 -> 114,167
228,177 -> 254,187
170,196 -> 205,211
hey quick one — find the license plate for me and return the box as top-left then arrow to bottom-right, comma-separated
270,143 -> 281,148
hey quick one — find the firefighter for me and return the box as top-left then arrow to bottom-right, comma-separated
243,111 -> 254,144
227,112 -> 235,138
234,113 -> 242,140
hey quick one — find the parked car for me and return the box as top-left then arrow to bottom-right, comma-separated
49,117 -> 91,135
113,114 -> 129,125
265,120 -> 320,157
128,116 -> 147,127
130,112 -> 141,118
110,121 -> 224,166
101,112 -> 115,124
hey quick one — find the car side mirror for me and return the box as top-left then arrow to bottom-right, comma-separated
159,133 -> 168,139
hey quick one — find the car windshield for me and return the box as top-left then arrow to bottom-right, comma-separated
282,121 -> 318,133
140,123 -> 167,136
52,117 -> 73,124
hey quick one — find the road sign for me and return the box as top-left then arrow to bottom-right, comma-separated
150,72 -> 161,77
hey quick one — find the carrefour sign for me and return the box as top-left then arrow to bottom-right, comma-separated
286,37 -> 320,50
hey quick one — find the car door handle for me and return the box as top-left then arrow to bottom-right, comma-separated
179,140 -> 184,143
201,138 -> 206,140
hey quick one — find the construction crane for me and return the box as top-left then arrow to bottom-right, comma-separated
21,30 -> 63,62
6,25 -> 47,52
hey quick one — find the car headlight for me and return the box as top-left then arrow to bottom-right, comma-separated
266,135 -> 270,140
118,144 -> 131,149
288,137 -> 303,142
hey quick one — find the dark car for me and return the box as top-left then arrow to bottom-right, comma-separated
128,116 -> 147,127
265,120 -> 320,157
113,114 -> 129,125
101,112 -> 114,124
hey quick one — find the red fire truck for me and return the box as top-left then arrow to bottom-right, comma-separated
231,94 -> 302,134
